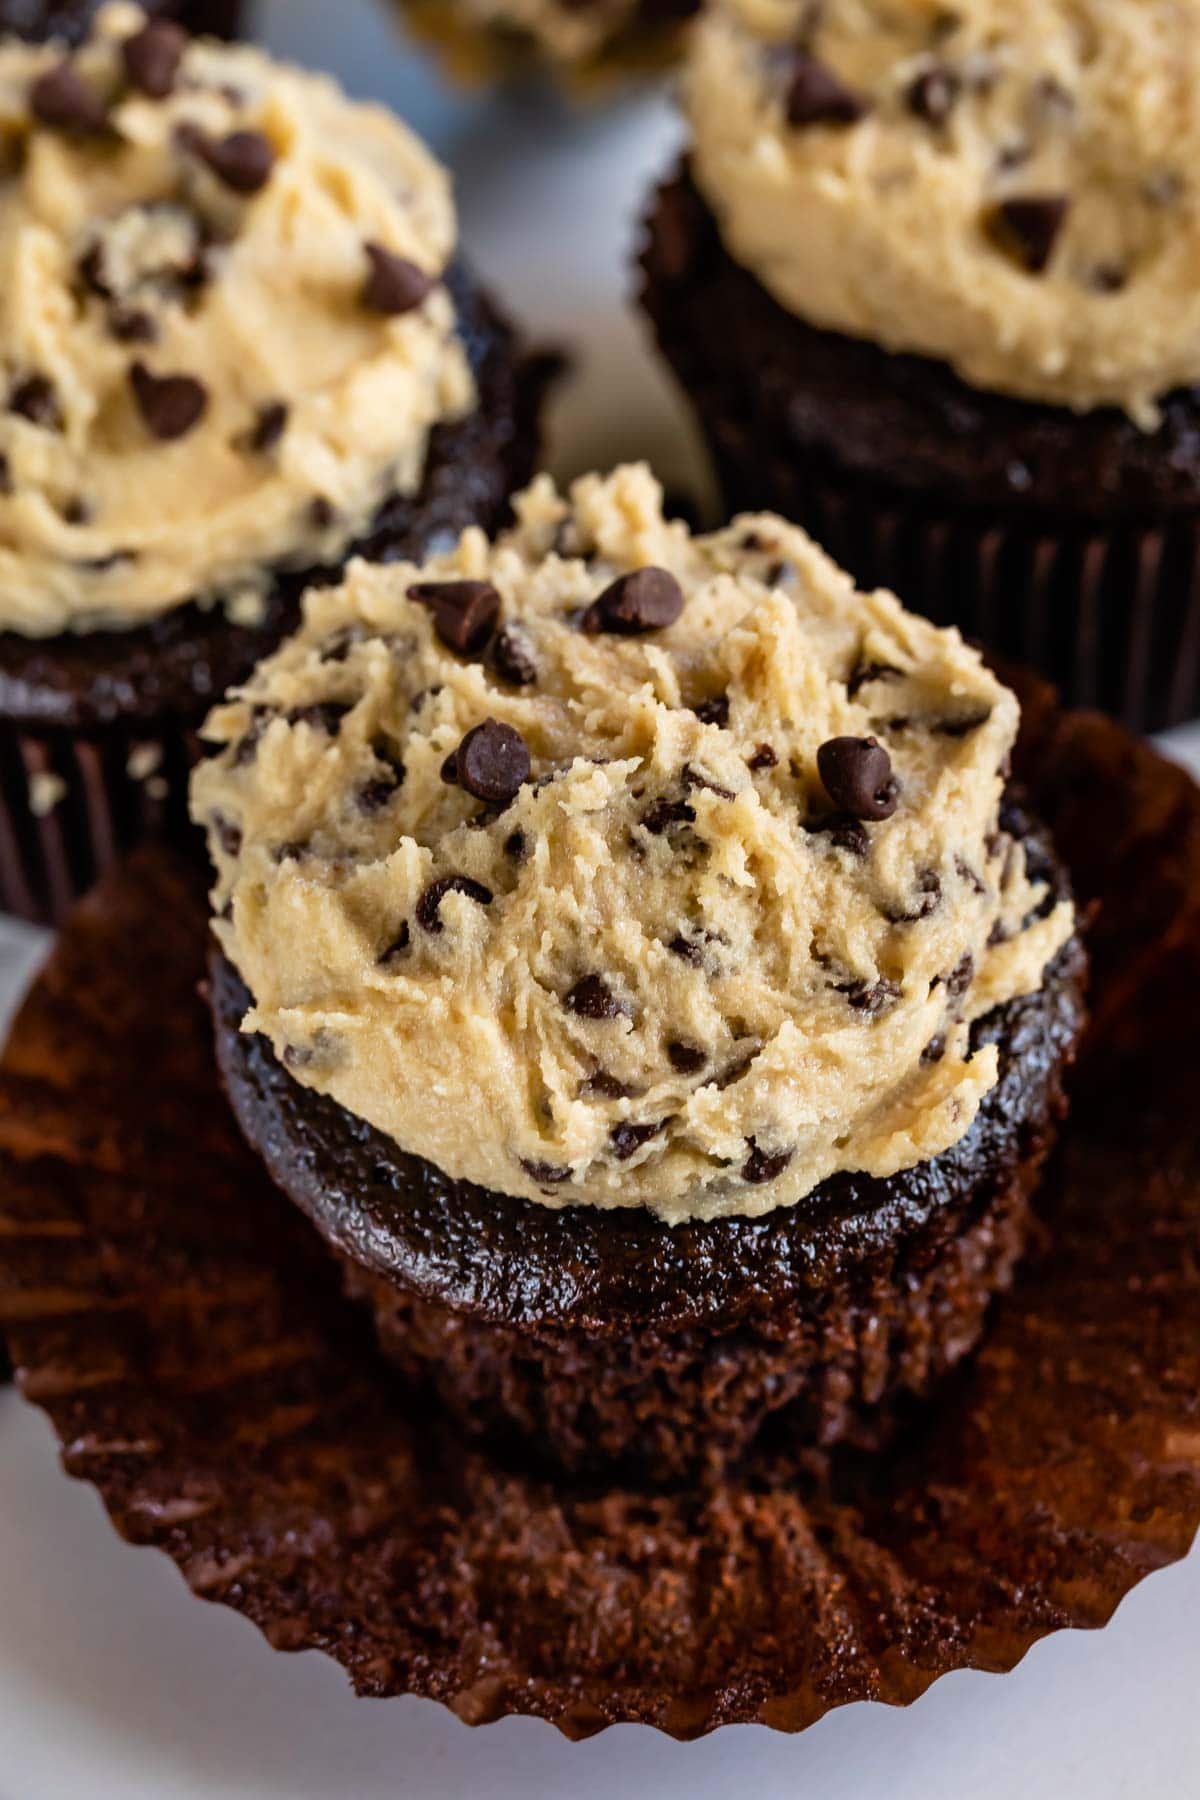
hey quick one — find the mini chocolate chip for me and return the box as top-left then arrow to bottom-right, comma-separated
408,579 -> 501,657
358,776 -> 402,813
907,64 -> 960,124
836,978 -> 902,1015
210,810 -> 241,856
783,54 -> 866,127
1089,262 -> 1127,294
582,567 -> 684,636
667,1040 -> 707,1075
921,1034 -> 946,1065
694,695 -> 730,727
308,496 -> 337,532
378,922 -> 411,964
582,1070 -> 635,1101
286,700 -> 351,734
521,1158 -> 572,1185
191,128 -> 276,195
610,1120 -> 665,1161
10,375 -> 60,429
503,829 -> 526,861
416,874 -> 493,934
847,659 -> 901,698
932,709 -> 993,737
109,306 -> 158,344
61,494 -> 91,525
490,622 -> 538,687
565,974 -> 623,1019
130,361 -> 207,440
817,736 -> 900,821
683,765 -> 735,801
809,814 -> 871,857
455,718 -> 531,805
885,869 -> 942,924
747,744 -> 778,771
362,241 -> 437,315
640,797 -> 696,835
945,951 -> 975,999
667,934 -> 702,965
31,61 -> 108,134
123,18 -> 187,98
744,1141 -> 793,1184
987,194 -> 1070,274
244,400 -> 288,454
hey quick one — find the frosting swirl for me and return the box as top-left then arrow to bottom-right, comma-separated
684,0 -> 1200,426
0,3 -> 474,636
193,465 -> 1074,1225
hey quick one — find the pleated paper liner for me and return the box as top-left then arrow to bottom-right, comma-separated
0,680 -> 1198,1738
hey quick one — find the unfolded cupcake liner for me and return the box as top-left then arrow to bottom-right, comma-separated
0,680 -> 1197,1737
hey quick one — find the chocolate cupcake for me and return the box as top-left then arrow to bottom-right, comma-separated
395,0 -> 698,87
0,4 -> 545,924
193,464 -> 1085,1483
641,0 -> 1200,731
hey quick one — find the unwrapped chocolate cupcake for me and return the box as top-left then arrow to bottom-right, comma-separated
641,0 -> 1200,731
0,3 -> 544,923
395,0 -> 698,87
194,463 -> 1086,1483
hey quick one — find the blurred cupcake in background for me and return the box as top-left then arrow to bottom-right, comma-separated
0,0 -> 242,41
641,0 -> 1200,731
396,0 -> 698,88
0,3 -> 547,923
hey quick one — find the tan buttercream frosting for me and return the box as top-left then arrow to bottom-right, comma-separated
0,2 -> 473,637
400,0 -> 684,78
193,466 -> 1074,1224
685,0 -> 1200,425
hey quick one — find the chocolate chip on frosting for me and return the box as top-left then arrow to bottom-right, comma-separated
490,622 -> 538,687
610,1120 -> 666,1161
817,737 -> 900,821
640,797 -> 696,835
907,64 -> 960,125
454,719 -> 531,805
130,362 -> 208,440
582,567 -> 684,635
667,1040 -> 707,1075
694,694 -> 730,727
987,194 -> 1070,273
782,54 -> 866,127
122,18 -> 188,99
187,127 -> 277,195
30,61 -> 108,134
416,874 -> 493,934
408,579 -> 501,656
565,974 -> 623,1019
743,1141 -> 793,1184
10,375 -> 60,429
362,242 -> 437,316
243,401 -> 289,455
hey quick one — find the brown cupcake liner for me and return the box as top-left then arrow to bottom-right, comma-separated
0,715 -> 196,925
711,437 -> 1200,734
0,680 -> 1198,1737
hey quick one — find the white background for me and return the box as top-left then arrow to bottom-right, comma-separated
2,1 -> 1200,1793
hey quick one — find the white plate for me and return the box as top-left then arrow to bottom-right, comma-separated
2,3 -> 1199,1793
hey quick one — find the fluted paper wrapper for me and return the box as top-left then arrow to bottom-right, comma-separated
0,682 -> 1198,1738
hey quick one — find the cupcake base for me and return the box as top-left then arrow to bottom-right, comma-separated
0,267 -> 550,924
640,172 -> 1200,733
209,850 -> 1085,1483
0,677 -> 1198,1735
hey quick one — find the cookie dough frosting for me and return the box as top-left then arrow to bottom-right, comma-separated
685,0 -> 1200,426
0,3 -> 473,637
194,466 -> 1074,1224
402,0 -> 693,76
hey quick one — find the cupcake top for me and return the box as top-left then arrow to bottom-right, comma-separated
0,3 -> 474,637
193,465 -> 1074,1226
404,0 -> 692,78
685,0 -> 1200,426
